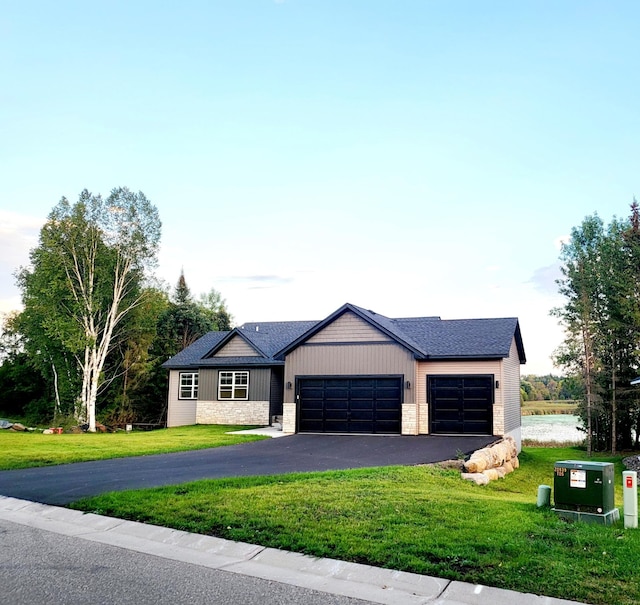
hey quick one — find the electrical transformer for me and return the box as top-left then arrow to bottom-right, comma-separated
553,460 -> 619,525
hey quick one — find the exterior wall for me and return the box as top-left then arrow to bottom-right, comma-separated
418,359 -> 503,435
283,311 -> 416,433
166,370 -> 197,427
283,402 -> 297,434
416,337 -> 522,444
168,367 -> 274,427
307,312 -> 393,343
214,335 -> 259,357
198,368 -> 271,401
502,339 -> 522,434
196,400 -> 270,425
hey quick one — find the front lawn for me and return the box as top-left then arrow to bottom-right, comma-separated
72,446 -> 638,605
0,425 -> 267,470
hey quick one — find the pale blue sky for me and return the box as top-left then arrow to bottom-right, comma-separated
2,1 -> 639,374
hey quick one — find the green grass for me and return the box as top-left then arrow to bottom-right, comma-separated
521,400 -> 578,415
0,425 -> 267,470
71,446 -> 639,605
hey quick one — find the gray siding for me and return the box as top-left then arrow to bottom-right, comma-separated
199,367 -> 271,401
503,339 -> 522,432
307,312 -> 393,343
285,343 -> 415,404
214,335 -> 259,357
199,369 -> 219,401
167,370 -> 197,427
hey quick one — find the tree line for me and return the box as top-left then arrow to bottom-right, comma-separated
520,374 -> 583,402
0,188 -> 231,429
553,201 -> 640,454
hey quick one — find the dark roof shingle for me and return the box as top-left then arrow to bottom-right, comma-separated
162,304 -> 525,369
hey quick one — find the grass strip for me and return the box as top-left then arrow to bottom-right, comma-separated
0,425 -> 267,470
72,446 -> 637,605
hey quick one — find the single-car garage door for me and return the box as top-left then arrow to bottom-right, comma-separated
298,376 -> 402,434
428,375 -> 494,435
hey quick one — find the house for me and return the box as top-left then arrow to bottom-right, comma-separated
163,303 -> 526,447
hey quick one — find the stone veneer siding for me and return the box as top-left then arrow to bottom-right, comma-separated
282,402 -> 297,434
196,400 -> 270,425
401,403 -> 417,435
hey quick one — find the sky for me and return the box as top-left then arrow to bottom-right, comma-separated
2,1 -> 639,375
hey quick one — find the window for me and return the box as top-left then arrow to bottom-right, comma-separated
218,371 -> 249,400
179,372 -> 198,399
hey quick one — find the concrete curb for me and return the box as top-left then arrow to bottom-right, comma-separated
0,496 -> 588,605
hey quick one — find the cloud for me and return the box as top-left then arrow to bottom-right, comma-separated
0,210 -> 41,267
529,263 -> 562,295
0,211 -> 42,306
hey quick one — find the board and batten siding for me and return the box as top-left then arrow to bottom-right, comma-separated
214,335 -> 259,357
284,343 -> 415,411
199,367 -> 272,401
282,311 -> 416,434
166,370 -> 197,427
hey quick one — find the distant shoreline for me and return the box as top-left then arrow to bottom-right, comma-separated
521,400 -> 578,416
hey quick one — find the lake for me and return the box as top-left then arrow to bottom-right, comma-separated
521,414 -> 584,443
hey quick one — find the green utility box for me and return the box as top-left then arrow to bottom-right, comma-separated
553,460 -> 619,525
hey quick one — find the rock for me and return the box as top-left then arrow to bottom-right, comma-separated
11,423 -> 27,432
482,468 -> 500,481
623,456 -> 640,472
464,448 -> 492,473
461,472 -> 490,486
494,466 -> 507,479
95,422 -> 108,433
42,429 -> 54,435
0,419 -> 14,430
512,456 -> 520,469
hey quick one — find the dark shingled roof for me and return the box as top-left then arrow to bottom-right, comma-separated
162,303 -> 525,369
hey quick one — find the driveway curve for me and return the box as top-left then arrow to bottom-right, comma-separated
0,434 -> 497,505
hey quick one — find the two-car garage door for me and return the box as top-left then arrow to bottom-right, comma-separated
297,374 -> 494,435
298,376 -> 402,434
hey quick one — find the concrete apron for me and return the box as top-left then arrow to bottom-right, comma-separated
0,496 -> 587,605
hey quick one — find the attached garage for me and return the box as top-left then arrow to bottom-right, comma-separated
428,375 -> 494,435
298,376 -> 403,434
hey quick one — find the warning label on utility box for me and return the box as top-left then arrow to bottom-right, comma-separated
570,469 -> 587,489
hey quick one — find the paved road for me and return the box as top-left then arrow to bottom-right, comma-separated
0,496 -> 587,605
0,434 -> 497,505
0,518 -> 369,605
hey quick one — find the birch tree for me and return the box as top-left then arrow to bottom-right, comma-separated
17,188 -> 161,431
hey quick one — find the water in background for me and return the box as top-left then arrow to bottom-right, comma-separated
521,414 -> 584,443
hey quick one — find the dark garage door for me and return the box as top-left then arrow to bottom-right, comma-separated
298,376 -> 402,434
428,375 -> 494,435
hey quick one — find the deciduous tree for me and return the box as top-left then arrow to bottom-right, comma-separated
16,188 -> 161,431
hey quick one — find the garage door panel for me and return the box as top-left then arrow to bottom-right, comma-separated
429,375 -> 493,435
298,377 -> 402,434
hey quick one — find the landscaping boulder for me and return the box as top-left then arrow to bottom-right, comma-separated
10,422 -> 27,432
461,472 -> 490,486
0,419 -> 13,430
462,437 -> 519,484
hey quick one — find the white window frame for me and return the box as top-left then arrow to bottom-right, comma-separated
179,372 -> 198,399
218,371 -> 249,400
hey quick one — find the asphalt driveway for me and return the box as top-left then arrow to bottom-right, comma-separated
0,434 -> 497,506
